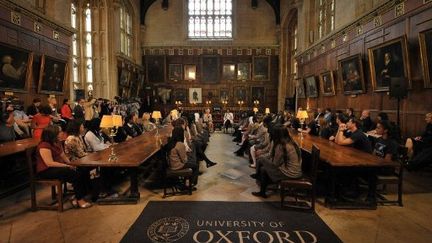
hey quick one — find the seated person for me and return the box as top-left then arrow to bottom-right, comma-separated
335,118 -> 372,153
345,108 -> 355,119
84,118 -> 109,152
123,113 -> 142,138
36,125 -> 91,208
31,105 -> 53,140
329,113 -> 349,141
306,114 -> 324,136
203,108 -> 214,132
166,126 -> 199,187
405,112 -> 432,159
319,117 -> 333,139
360,110 -> 374,132
373,120 -> 399,161
251,125 -> 302,198
13,105 -> 32,137
223,109 -> 234,132
0,110 -> 15,142
140,112 -> 156,132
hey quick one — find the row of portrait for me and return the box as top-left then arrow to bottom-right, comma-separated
146,56 -> 271,83
0,43 -> 67,94
156,86 -> 266,105
297,30 -> 432,98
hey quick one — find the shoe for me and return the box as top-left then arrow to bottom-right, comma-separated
251,192 -> 268,198
78,201 -> 92,209
249,164 -> 256,168
70,199 -> 78,208
250,174 -> 258,179
206,161 -> 217,168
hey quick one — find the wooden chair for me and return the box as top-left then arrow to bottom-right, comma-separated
161,150 -> 194,198
375,146 -> 406,207
25,147 -> 65,212
280,144 -> 320,211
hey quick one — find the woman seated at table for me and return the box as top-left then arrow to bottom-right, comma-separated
140,112 -> 156,132
166,126 -> 199,187
84,118 -> 109,152
36,125 -> 91,208
251,125 -> 302,198
31,105 -> 53,140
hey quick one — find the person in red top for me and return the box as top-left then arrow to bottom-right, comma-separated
36,125 -> 91,208
60,98 -> 74,122
31,105 -> 53,140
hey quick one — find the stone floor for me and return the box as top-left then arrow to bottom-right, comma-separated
1,132 -> 432,243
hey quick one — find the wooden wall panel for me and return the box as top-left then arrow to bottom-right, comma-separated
296,0 -> 432,138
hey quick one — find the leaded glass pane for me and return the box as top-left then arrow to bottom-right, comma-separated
86,58 -> 93,83
188,0 -> 232,39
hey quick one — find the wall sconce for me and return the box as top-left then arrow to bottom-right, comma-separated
206,100 -> 212,105
222,100 -> 228,106
253,100 -> 260,106
162,0 -> 168,10
175,100 -> 182,106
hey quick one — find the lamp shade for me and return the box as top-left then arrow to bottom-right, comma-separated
265,108 -> 270,114
296,110 -> 309,119
152,111 -> 162,119
253,107 -> 259,113
100,115 -> 123,128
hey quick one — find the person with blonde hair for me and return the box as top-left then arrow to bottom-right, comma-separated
141,112 -> 156,132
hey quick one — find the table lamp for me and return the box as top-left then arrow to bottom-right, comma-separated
253,107 -> 259,114
100,115 -> 123,162
296,110 -> 309,140
265,108 -> 270,114
151,111 -> 162,125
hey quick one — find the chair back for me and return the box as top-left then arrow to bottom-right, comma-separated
310,144 -> 320,184
25,146 -> 38,181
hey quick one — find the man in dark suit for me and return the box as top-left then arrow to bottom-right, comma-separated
74,98 -> 85,123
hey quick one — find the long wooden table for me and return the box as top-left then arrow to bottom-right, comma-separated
0,138 -> 39,157
290,131 -> 398,209
70,126 -> 172,204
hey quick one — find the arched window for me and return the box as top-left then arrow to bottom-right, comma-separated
70,1 -> 94,92
188,0 -> 232,39
120,1 -> 133,57
318,0 -> 335,39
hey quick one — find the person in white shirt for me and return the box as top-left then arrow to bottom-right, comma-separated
84,118 -> 109,152
223,109 -> 234,133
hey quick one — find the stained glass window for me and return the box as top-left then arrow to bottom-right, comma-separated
188,0 -> 232,39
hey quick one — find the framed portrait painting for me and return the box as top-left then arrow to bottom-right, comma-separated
189,87 -> 202,104
319,71 -> 335,96
234,86 -> 247,102
296,79 -> 306,98
0,44 -> 33,92
146,55 -> 166,83
237,63 -> 251,81
367,36 -> 410,92
251,86 -> 265,103
222,64 -> 236,81
201,56 -> 219,83
419,28 -> 432,88
38,55 -> 67,94
204,89 -> 217,100
173,88 -> 187,103
168,64 -> 182,81
338,54 -> 365,95
119,67 -> 131,87
220,88 -> 229,101
304,75 -> 318,98
253,56 -> 270,81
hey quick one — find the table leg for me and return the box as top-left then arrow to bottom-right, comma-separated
129,167 -> 140,199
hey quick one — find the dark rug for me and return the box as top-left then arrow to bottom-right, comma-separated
121,201 -> 342,243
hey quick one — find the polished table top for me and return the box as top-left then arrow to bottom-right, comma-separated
290,131 -> 397,168
0,138 -> 39,157
70,126 -> 172,167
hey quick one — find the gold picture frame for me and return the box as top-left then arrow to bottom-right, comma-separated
338,54 -> 365,95
0,44 -> 33,93
319,70 -> 335,96
419,28 -> 432,88
38,55 -> 68,94
367,36 -> 411,92
253,56 -> 270,81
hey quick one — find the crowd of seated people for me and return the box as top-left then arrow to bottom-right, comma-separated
227,107 -> 431,201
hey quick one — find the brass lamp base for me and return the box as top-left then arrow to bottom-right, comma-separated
108,145 -> 117,162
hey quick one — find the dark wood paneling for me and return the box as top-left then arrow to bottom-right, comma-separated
297,0 -> 432,138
